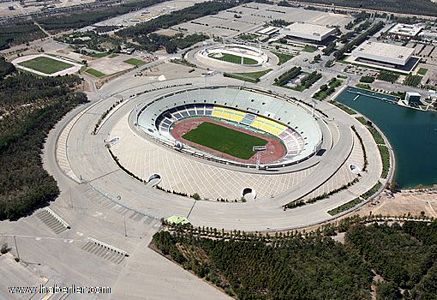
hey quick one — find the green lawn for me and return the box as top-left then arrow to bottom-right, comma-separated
182,122 -> 267,159
302,45 -> 317,53
124,58 -> 145,66
378,145 -> 390,179
238,33 -> 259,41
331,101 -> 356,115
356,116 -> 367,125
18,56 -> 73,74
417,68 -> 428,75
313,78 -> 342,100
85,68 -> 105,78
209,53 -> 258,65
368,126 -> 385,145
361,181 -> 382,200
356,83 -> 371,90
328,198 -> 363,216
224,69 -> 271,83
272,51 -> 293,65
377,71 -> 399,83
89,52 -> 109,58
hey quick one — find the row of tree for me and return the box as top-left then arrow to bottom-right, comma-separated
334,21 -> 384,60
36,0 -> 166,32
274,66 -> 301,86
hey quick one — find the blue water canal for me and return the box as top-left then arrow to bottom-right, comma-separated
335,87 -> 437,188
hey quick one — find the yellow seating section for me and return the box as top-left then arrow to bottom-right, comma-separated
211,106 -> 285,136
212,107 -> 245,123
251,116 -> 286,136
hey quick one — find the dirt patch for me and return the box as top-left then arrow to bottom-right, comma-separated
357,189 -> 437,218
171,117 -> 286,164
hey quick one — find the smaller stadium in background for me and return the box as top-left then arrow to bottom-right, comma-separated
135,86 -> 323,170
200,44 -> 268,66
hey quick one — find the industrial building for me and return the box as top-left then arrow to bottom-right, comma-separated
351,41 -> 419,73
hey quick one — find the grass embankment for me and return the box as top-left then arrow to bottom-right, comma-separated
272,51 -> 293,65
85,68 -> 105,78
224,69 -> 271,83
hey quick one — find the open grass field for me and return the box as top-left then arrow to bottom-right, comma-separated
302,45 -> 317,53
124,58 -> 145,66
18,56 -> 73,74
182,122 -> 267,159
417,68 -> 428,76
85,68 -> 105,78
224,69 -> 271,83
209,53 -> 258,65
272,51 -> 293,65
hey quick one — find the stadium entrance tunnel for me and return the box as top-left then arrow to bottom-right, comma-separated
242,188 -> 256,201
147,173 -> 161,187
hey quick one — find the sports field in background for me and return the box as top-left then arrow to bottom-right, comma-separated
18,57 -> 73,74
182,122 -> 267,159
124,58 -> 145,66
85,68 -> 105,78
209,53 -> 258,65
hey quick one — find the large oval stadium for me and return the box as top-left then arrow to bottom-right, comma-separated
53,72 -> 383,230
135,86 -> 324,170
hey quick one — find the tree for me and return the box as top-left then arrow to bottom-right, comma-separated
389,181 -> 399,193
376,282 -> 401,300
0,243 -> 10,254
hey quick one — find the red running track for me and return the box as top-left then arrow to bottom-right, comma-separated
171,117 -> 286,164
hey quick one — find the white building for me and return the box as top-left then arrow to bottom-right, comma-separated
257,26 -> 279,36
406,92 -> 422,105
280,22 -> 336,43
388,23 -> 423,38
352,41 -> 415,66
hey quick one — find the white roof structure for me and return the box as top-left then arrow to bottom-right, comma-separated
389,23 -> 423,37
257,26 -> 279,36
352,41 -> 414,66
406,91 -> 421,97
280,22 -> 336,42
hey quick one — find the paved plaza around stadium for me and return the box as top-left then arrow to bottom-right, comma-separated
52,72 -> 384,231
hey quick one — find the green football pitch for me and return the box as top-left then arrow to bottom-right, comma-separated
18,57 -> 74,74
209,53 -> 258,65
182,122 -> 267,159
